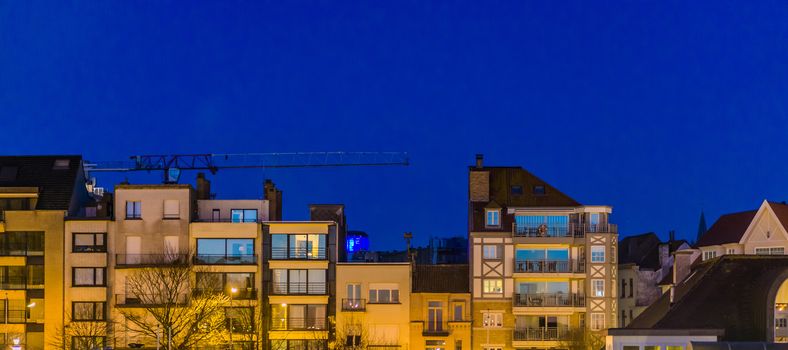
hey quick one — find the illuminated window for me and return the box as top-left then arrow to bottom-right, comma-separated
231,209 -> 258,223
777,318 -> 787,328
73,302 -> 105,321
485,210 -> 500,227
73,267 -> 105,286
426,340 -> 446,350
590,313 -> 605,330
482,312 -> 503,328
756,247 -> 785,255
703,250 -> 717,260
483,279 -> 503,294
53,159 -> 71,169
666,346 -> 683,350
483,245 -> 499,259
591,246 -> 605,263
592,279 -> 605,297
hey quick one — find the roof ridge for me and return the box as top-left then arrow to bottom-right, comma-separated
655,256 -> 725,327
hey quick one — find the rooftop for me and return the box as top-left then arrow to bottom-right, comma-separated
0,155 -> 85,211
412,264 -> 469,293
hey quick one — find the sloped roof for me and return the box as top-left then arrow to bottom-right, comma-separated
0,155 -> 84,211
619,233 -> 661,267
412,264 -> 469,293
696,210 -> 757,247
628,255 -> 788,341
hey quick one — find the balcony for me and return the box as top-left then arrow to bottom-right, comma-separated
514,260 -> 584,273
513,223 -> 617,238
270,247 -> 327,260
513,293 -> 585,307
0,310 -> 26,323
116,254 -> 189,267
193,254 -> 257,265
341,298 -> 366,311
270,317 -> 327,331
193,288 -> 258,300
115,293 -> 188,307
269,282 -> 328,295
194,218 -> 260,223
0,278 -> 27,290
422,326 -> 450,337
513,327 -> 570,341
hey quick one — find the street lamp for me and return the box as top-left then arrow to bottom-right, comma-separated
230,287 -> 238,350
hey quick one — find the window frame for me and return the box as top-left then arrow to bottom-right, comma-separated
485,209 -> 501,228
72,267 -> 106,287
590,313 -> 605,330
482,312 -> 503,328
591,245 -> 606,263
482,245 -> 500,260
163,199 -> 180,219
592,279 -> 605,297
72,232 -> 107,253
125,201 -> 142,220
72,301 -> 106,321
482,279 -> 503,295
368,284 -> 400,304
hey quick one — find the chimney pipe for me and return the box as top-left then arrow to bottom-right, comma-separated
475,154 -> 484,168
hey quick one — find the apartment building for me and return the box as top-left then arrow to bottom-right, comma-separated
697,200 -> 788,261
0,156 -> 91,349
336,262 -> 411,350
410,265 -> 471,350
468,155 -> 618,350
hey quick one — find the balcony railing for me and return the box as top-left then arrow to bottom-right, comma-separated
270,247 -> 327,260
514,259 -> 584,273
341,298 -> 366,311
193,254 -> 257,265
0,278 -> 27,290
422,325 -> 450,336
513,293 -> 585,307
193,288 -> 258,300
270,317 -> 327,331
269,282 -> 328,295
115,293 -> 188,306
513,327 -> 570,341
116,254 -> 189,266
0,310 -> 26,323
194,218 -> 261,223
513,223 -> 617,238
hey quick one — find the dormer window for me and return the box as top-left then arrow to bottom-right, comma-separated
510,185 -> 523,195
533,185 -> 546,195
53,159 -> 70,170
485,209 -> 500,227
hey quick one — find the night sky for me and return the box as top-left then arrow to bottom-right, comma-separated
2,2 -> 788,249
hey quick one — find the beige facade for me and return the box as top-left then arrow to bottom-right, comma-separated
336,263 -> 411,349
699,200 -> 788,261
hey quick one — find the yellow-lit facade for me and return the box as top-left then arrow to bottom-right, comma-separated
410,290 -> 471,350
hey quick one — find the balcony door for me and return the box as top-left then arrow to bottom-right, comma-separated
428,301 -> 443,332
126,237 -> 141,264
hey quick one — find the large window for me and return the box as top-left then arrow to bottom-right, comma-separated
73,233 -> 106,253
0,266 -> 27,289
73,267 -> 105,286
592,279 -> 605,297
0,231 -> 44,256
590,313 -> 605,330
755,247 -> 785,255
270,304 -> 327,330
483,279 -> 503,294
515,249 -> 570,272
703,250 -> 717,261
226,307 -> 255,333
27,265 -> 43,288
271,234 -> 327,260
231,209 -> 258,223
514,215 -> 569,237
196,238 -> 255,264
271,269 -> 327,295
369,283 -> 399,303
125,201 -> 141,219
427,301 -> 444,332
73,302 -> 105,321
163,200 -> 180,219
591,246 -> 605,263
196,272 -> 255,298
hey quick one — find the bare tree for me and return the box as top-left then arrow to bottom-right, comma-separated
332,316 -> 397,350
49,312 -> 114,350
116,256 -> 230,350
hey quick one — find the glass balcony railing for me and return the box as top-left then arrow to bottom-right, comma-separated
513,293 -> 585,307
193,254 -> 257,265
116,254 -> 189,266
270,247 -> 327,260
513,223 -> 617,237
513,327 -> 571,341
270,317 -> 327,331
514,259 -> 584,273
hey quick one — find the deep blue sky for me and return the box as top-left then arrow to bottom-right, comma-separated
2,1 -> 788,249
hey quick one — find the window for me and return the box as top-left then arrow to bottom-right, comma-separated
590,313 -> 605,330
369,283 -> 399,303
271,234 -> 327,260
511,185 -> 523,195
514,215 -> 569,237
0,231 -> 44,256
53,159 -> 71,169
73,302 -> 105,321
226,307 -> 255,333
85,207 -> 97,217
427,301 -> 443,332
623,346 -> 639,350
592,279 -> 605,297
196,238 -> 255,264
27,265 -> 44,288
644,346 -> 659,350
482,312 -> 503,328
72,337 -> 106,350
453,303 -> 464,321
231,209 -> 258,223
756,247 -> 785,255
621,310 -> 627,326
455,340 -> 462,350
483,245 -> 499,259
621,279 -> 626,298
73,267 -> 105,286
163,200 -> 180,219
125,201 -> 141,219
73,233 -> 106,252
483,279 -> 503,294
426,340 -> 446,350
591,245 -> 605,263
533,185 -> 546,195
485,210 -> 500,227
666,347 -> 684,350
777,318 -> 787,328
270,304 -> 327,330
629,278 -> 634,297
703,250 -> 717,260
211,209 -> 220,221
727,248 -> 736,254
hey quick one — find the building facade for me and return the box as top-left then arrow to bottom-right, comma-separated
410,265 -> 471,350
697,200 -> 788,261
468,155 -> 618,350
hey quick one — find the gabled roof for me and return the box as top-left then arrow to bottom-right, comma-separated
0,155 -> 85,211
628,255 -> 788,341
412,264 -> 469,293
696,210 -> 757,247
619,233 -> 661,267
470,165 -> 581,207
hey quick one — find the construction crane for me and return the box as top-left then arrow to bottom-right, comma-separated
85,152 -> 409,183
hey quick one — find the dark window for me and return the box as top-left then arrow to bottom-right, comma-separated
73,267 -> 106,286
533,185 -> 546,195
231,209 -> 258,223
621,279 -> 626,298
0,232 -> 44,256
27,265 -> 44,288
629,309 -> 633,323
73,302 -> 105,321
73,233 -> 106,252
0,166 -> 18,181
629,278 -> 634,297
0,266 -> 27,289
455,340 -> 462,350
510,185 -> 523,195
125,201 -> 141,219
621,310 -> 626,325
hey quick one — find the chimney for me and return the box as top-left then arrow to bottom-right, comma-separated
196,173 -> 211,200
672,250 -> 695,286
658,242 -> 670,268
264,179 -> 282,221
475,154 -> 484,168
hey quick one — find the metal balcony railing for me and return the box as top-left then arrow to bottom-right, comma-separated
341,298 -> 366,311
193,288 -> 258,300
193,254 -> 257,265
194,218 -> 261,223
270,317 -> 327,330
513,293 -> 585,307
422,324 -> 450,336
269,282 -> 328,295
270,247 -> 327,260
513,327 -> 571,341
513,223 -> 617,238
514,259 -> 584,273
115,293 -> 188,306
0,310 -> 26,323
0,278 -> 27,290
116,254 -> 189,266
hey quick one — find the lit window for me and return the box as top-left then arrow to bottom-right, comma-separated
756,247 -> 785,255
482,312 -> 503,328
125,201 -> 141,219
590,313 -> 605,330
485,210 -> 500,227
703,250 -> 717,260
483,245 -> 499,259
483,279 -> 503,294
592,279 -> 605,297
777,318 -> 787,328
231,209 -> 258,223
666,346 -> 684,350
591,245 -> 605,263
73,302 -> 105,321
73,267 -> 105,286
369,283 -> 399,303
